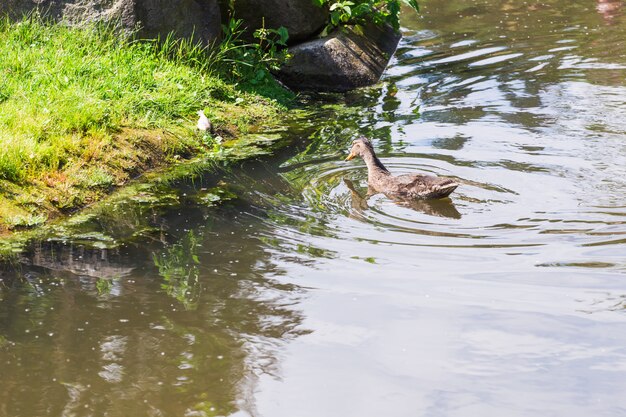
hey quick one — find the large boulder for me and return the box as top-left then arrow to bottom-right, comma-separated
134,0 -> 221,43
0,0 -> 222,45
275,23 -> 402,92
225,0 -> 328,44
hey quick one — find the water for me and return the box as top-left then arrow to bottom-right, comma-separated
2,1 -> 626,416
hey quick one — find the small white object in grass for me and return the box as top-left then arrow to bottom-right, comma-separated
197,110 -> 211,131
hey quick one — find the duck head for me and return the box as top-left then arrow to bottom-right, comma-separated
345,137 -> 374,161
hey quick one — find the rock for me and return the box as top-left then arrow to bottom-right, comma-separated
275,23 -> 402,92
225,0 -> 328,44
0,0 -> 222,45
134,0 -> 221,44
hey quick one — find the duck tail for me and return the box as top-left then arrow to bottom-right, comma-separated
433,182 -> 459,198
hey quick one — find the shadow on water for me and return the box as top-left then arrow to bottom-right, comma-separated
0,189 -> 310,416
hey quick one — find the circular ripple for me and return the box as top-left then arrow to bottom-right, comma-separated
283,153 -> 531,249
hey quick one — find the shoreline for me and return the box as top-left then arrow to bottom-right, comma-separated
0,128 -> 300,257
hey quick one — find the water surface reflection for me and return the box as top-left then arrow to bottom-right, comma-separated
0,198 -> 307,417
2,0 -> 626,416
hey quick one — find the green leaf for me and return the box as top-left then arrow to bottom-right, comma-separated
402,0 -> 419,12
276,26 -> 289,45
352,4 -> 372,17
352,24 -> 364,36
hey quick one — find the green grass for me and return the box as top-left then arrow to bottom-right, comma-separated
0,15 -> 293,232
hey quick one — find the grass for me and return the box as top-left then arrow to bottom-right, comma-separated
0,15 -> 293,232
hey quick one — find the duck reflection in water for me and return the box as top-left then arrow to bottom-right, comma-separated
343,178 -> 462,219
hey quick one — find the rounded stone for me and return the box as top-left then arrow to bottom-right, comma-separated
227,0 -> 328,44
0,0 -> 222,45
276,24 -> 402,92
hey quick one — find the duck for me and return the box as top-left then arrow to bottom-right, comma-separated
345,137 -> 459,199
196,110 -> 212,132
343,178 -> 462,218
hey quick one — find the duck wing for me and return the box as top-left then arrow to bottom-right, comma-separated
395,174 -> 459,199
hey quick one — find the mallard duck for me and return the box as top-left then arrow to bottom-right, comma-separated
345,137 -> 459,199
343,178 -> 461,218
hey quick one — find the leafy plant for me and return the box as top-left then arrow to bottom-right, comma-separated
313,0 -> 419,32
212,17 -> 290,84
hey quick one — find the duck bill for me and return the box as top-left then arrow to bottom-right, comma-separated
345,152 -> 356,161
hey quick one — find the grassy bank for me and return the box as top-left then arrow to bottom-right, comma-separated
0,16 -> 292,233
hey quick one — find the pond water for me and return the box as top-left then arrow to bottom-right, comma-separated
2,1 -> 626,416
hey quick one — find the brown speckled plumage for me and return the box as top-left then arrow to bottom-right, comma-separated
345,137 -> 458,199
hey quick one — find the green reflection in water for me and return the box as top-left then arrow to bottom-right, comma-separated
153,230 -> 202,310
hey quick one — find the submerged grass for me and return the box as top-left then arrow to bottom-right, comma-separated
0,15 -> 293,232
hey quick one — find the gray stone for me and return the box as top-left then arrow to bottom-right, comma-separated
225,0 -> 328,44
0,0 -> 222,45
134,0 -> 221,44
275,23 -> 401,92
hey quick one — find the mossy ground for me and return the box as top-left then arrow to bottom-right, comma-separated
0,16 -> 293,233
